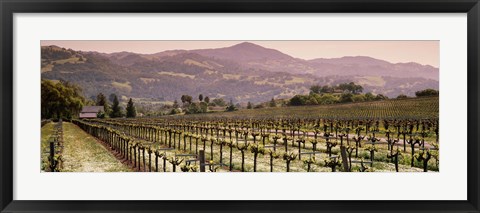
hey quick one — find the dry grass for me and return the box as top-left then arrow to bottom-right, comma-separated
111,81 -> 132,93
61,122 -> 131,172
40,122 -> 55,171
183,59 -> 214,69
355,76 -> 386,87
41,64 -> 54,73
139,78 -> 157,84
158,71 -> 195,79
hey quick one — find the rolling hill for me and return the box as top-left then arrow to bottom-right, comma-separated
41,42 -> 439,103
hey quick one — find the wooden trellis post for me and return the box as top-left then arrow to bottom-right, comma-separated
49,141 -> 55,172
340,146 -> 349,172
199,150 -> 206,172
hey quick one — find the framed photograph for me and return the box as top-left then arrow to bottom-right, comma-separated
1,0 -> 479,212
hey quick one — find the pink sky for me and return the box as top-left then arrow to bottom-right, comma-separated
41,40 -> 439,67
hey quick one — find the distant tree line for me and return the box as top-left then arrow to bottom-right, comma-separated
245,97 -> 278,110
415,89 -> 439,97
87,86 -> 439,118
177,94 -> 208,114
288,82 -> 438,106
309,82 -> 363,95
289,82 -> 385,106
95,92 -> 136,118
169,93 -> 242,115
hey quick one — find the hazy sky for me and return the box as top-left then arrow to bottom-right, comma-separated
41,40 -> 439,67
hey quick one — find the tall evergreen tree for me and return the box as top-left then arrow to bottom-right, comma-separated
126,98 -> 137,118
108,93 -> 117,103
96,93 -> 110,115
181,95 -> 186,104
269,98 -> 276,107
226,99 -> 237,112
199,94 -> 204,102
110,94 -> 123,118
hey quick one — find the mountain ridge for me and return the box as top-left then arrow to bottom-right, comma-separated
41,43 -> 439,103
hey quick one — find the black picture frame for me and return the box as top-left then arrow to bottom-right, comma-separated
1,0 -> 479,212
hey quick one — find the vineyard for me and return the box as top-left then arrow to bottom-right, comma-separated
189,97 -> 439,119
57,97 -> 440,173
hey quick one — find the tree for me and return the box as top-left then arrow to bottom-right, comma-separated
375,94 -> 389,100
96,93 -> 109,113
337,82 -> 363,94
352,94 -> 366,102
397,94 -> 408,99
108,93 -> 116,103
289,95 -> 308,106
199,102 -> 208,113
181,95 -> 186,104
96,111 -> 105,118
126,98 -> 136,118
247,102 -> 253,109
96,93 -> 107,106
353,84 -> 363,94
365,92 -> 375,101
204,96 -> 210,104
185,103 -> 201,114
321,85 -> 334,93
339,93 -> 354,103
318,94 -> 338,104
337,82 -> 350,92
183,95 -> 193,104
84,98 -> 95,106
226,99 -> 237,112
310,85 -> 322,94
172,100 -> 179,108
269,98 -> 276,107
110,94 -> 123,118
415,89 -> 439,97
41,79 -> 85,119
306,96 -> 319,105
199,94 -> 203,102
